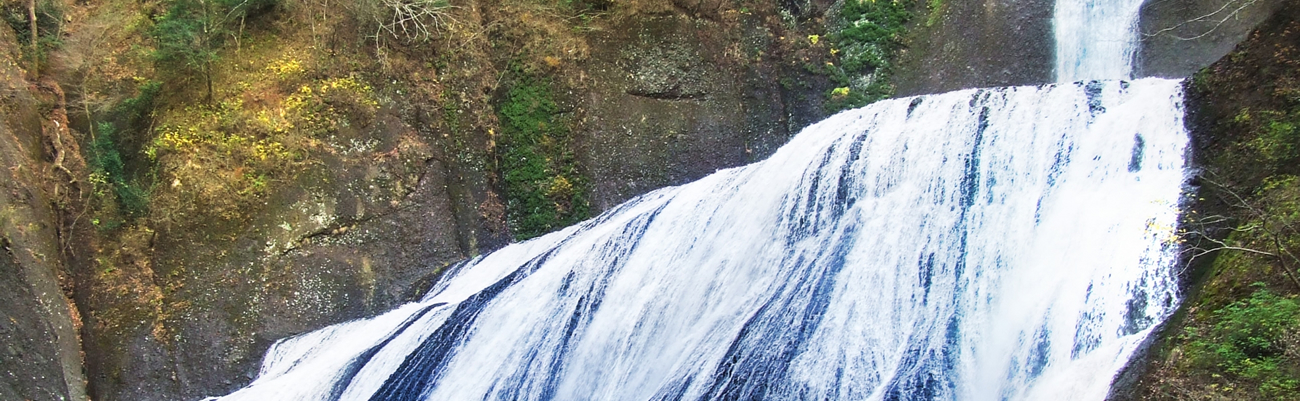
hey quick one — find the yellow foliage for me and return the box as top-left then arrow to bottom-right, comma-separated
148,70 -> 381,222
547,175 -> 574,198
265,57 -> 305,77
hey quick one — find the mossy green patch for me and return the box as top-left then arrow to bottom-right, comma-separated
925,0 -> 944,27
496,71 -> 589,240
821,0 -> 915,113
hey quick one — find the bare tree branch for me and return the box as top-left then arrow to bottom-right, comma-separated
1144,0 -> 1261,41
376,0 -> 458,42
1181,174 -> 1300,290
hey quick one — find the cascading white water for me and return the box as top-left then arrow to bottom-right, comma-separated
1054,0 -> 1147,81
208,78 -> 1188,401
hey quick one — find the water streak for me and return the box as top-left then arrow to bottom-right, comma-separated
1055,0 -> 1148,81
209,78 -> 1188,401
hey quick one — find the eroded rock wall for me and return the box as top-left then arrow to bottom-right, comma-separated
0,24 -> 89,401
20,1 -> 838,399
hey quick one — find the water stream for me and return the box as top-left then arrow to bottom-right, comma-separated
1054,0 -> 1148,81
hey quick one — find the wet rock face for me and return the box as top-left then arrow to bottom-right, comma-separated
895,0 -> 1287,95
622,41 -> 714,100
577,13 -> 821,210
79,108 -> 480,401
0,243 -> 72,401
893,0 -> 1056,96
1137,0 -> 1289,79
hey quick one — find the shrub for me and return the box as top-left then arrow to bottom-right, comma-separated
1186,287 -> 1300,399
86,80 -> 163,227
151,0 -> 277,100
89,123 -> 150,223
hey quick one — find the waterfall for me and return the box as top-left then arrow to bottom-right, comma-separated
1054,0 -> 1147,81
208,78 -> 1188,401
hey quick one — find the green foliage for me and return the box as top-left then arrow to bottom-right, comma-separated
1185,287 -> 1300,399
925,0 -> 944,27
817,61 -> 896,113
496,72 -> 589,240
89,123 -> 149,223
87,80 -> 162,226
1246,110 -> 1300,168
151,0 -> 275,97
823,0 -> 914,113
2,0 -> 65,71
118,80 -> 164,129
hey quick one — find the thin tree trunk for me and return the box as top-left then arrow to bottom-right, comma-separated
205,67 -> 214,104
236,15 -> 245,52
27,0 -> 37,73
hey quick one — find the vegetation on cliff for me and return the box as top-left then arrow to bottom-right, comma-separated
496,70 -> 590,240
821,0 -> 914,112
2,0 -> 62,74
1130,5 -> 1300,400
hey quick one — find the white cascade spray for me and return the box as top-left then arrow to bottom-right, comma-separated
1054,0 -> 1148,81
208,78 -> 1188,401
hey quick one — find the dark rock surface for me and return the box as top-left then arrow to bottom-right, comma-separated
66,90 -> 489,401
896,0 -> 1288,96
894,0 -> 1056,96
1137,0 -> 1290,79
577,12 -> 822,209
0,26 -> 89,401
0,238 -> 76,401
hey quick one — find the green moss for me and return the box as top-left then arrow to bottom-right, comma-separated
496,71 -> 589,240
925,0 -> 944,27
823,0 -> 915,113
1247,110 -> 1300,168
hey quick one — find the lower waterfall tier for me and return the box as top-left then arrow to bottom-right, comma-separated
210,78 -> 1189,401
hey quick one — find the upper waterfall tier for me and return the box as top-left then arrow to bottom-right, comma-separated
1055,0 -> 1148,81
209,78 -> 1188,401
